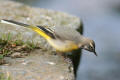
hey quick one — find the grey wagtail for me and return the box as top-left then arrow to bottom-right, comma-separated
0,19 -> 97,56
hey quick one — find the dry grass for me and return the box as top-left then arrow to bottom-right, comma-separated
0,33 -> 40,64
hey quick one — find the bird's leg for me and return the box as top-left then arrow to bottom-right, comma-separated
53,50 -> 72,63
61,53 -> 72,64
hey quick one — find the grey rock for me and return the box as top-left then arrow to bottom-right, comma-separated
0,50 -> 75,80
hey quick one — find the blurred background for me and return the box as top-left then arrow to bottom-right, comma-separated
11,0 -> 120,80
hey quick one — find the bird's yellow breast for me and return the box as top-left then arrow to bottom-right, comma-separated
47,39 -> 79,52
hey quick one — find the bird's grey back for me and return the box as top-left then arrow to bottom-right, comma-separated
53,26 -> 83,44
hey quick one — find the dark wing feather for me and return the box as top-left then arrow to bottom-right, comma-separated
37,26 -> 56,39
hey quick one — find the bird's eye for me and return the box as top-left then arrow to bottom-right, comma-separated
89,45 -> 94,50
89,45 -> 92,48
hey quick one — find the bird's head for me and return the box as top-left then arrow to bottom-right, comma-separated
79,38 -> 97,56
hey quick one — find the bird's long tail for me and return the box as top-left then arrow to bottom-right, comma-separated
0,19 -> 54,39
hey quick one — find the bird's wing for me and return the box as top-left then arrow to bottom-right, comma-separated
0,19 -> 82,43
54,26 -> 82,44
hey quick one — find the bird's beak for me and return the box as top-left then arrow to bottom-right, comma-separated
93,51 -> 97,56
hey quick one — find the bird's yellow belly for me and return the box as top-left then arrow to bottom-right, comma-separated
47,39 -> 78,52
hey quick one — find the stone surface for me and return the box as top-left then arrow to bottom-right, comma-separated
0,50 -> 74,80
0,0 -> 82,80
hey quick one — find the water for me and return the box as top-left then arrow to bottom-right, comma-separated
12,0 -> 120,80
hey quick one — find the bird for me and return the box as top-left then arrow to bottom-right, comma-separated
0,19 -> 97,56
